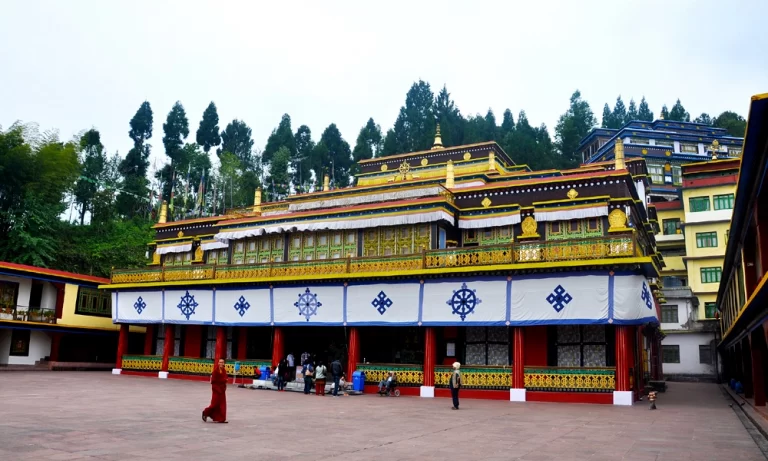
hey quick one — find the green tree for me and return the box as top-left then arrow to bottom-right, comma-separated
91,152 -> 122,225
610,96 -> 627,128
501,111 -> 557,170
660,105 -> 670,120
386,80 -> 435,154
73,129 -> 106,225
484,109 -> 497,141
263,114 -> 296,164
118,101 -> 153,218
713,111 -> 747,137
312,124 -> 352,188
196,102 -> 221,153
219,119 -> 255,168
500,109 -> 515,139
668,99 -> 690,122
555,90 -> 597,168
293,125 -> 314,193
694,113 -> 712,125
637,97 -> 654,121
162,101 -> 189,164
434,85 -> 464,147
267,146 -> 291,200
601,103 -> 612,128
381,129 -> 398,157
351,118 -> 383,176
626,99 -> 638,123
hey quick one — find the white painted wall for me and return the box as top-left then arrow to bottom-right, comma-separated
660,298 -> 695,331
662,332 -> 716,376
0,274 -> 31,310
0,329 -> 52,365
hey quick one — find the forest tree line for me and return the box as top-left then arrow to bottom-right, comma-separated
0,80 -> 748,276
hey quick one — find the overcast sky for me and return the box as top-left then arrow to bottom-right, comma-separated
2,0 -> 767,173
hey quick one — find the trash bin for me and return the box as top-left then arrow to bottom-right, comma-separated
352,371 -> 366,392
260,366 -> 271,381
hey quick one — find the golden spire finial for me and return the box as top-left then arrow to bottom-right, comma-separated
445,160 -> 455,188
614,138 -> 626,170
710,140 -> 720,160
432,123 -> 444,150
158,200 -> 168,224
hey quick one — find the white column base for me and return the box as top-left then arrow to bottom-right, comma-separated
158,371 -> 169,379
613,391 -> 633,406
420,385 -> 435,398
111,368 -> 122,375
510,388 -> 526,402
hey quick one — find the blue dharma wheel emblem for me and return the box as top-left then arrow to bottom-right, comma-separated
446,283 -> 482,321
372,291 -> 393,315
546,285 -> 572,313
133,296 -> 146,315
177,290 -> 198,320
234,295 -> 251,317
295,288 -> 322,321
641,282 -> 653,310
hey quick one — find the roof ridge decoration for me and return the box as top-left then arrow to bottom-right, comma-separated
432,124 -> 444,150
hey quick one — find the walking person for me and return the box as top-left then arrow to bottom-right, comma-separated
330,358 -> 343,397
202,358 -> 228,423
302,359 -> 314,395
287,352 -> 295,381
315,361 -> 327,396
449,362 -> 462,410
276,358 -> 287,391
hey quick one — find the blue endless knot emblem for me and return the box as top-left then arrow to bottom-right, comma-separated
133,296 -> 146,315
295,288 -> 322,321
372,291 -> 393,315
234,295 -> 250,317
446,283 -> 482,321
177,291 -> 198,320
546,285 -> 572,313
641,282 -> 653,310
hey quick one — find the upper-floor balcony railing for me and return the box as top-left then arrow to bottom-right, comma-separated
110,234 -> 642,285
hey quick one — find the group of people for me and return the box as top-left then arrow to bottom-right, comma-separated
274,352 -> 348,397
201,358 -> 463,424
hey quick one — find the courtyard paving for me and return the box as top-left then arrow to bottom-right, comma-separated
0,372 -> 764,460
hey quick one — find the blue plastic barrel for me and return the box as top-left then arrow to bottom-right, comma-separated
260,365 -> 271,380
352,371 -> 366,392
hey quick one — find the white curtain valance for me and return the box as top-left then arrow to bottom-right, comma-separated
155,243 -> 192,255
287,186 -> 444,212
451,181 -> 486,189
535,205 -> 609,223
216,210 -> 454,243
200,240 -> 228,251
458,213 -> 521,229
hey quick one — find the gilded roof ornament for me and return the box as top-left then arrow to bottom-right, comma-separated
431,124 -> 444,150
567,188 -> 579,200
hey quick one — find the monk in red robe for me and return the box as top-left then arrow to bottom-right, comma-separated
202,358 -> 228,423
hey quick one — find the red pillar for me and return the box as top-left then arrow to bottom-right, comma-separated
237,327 -> 248,360
751,332 -> 766,406
513,327 -> 525,389
49,332 -> 62,362
347,327 -> 360,378
161,324 -> 174,372
615,326 -> 631,392
423,327 -> 436,387
214,327 -> 227,361
116,324 -> 129,369
271,327 -> 284,368
143,325 -> 154,356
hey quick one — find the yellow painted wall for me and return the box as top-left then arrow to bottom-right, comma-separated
58,283 -> 145,333
657,208 -> 685,226
684,222 -> 730,259
681,184 -> 735,213
662,255 -> 686,273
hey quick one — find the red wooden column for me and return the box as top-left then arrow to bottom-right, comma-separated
237,327 -> 248,360
614,325 -> 632,405
115,324 -> 129,372
160,324 -> 174,377
214,327 -> 227,361
511,327 -> 526,401
271,327 -> 284,368
143,325 -> 154,356
49,332 -> 62,362
421,327 -> 436,397
346,327 -> 360,378
751,331 -> 766,406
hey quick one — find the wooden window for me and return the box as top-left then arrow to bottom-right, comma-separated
10,329 -> 30,356
696,232 -> 718,248
704,302 -> 717,319
0,281 -> 19,314
75,287 -> 111,317
662,218 -> 681,235
681,143 -> 698,153
699,345 -> 712,364
661,305 -> 678,323
661,345 -> 680,363
713,194 -> 734,210
689,196 -> 710,212
701,267 -> 722,284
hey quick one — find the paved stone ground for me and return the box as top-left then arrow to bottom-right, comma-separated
0,372 -> 764,461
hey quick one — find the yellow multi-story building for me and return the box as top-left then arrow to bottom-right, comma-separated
655,158 -> 739,380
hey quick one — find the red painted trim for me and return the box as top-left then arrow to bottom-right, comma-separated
363,385 -> 421,397
654,200 -> 682,211
167,374 -> 252,386
0,261 -> 110,284
527,391 -> 612,404
121,370 -> 158,378
435,388 -> 510,400
682,174 -> 738,189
